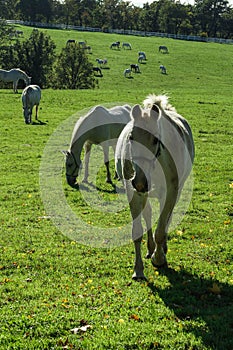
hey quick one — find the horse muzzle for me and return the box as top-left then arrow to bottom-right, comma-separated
66,175 -> 77,187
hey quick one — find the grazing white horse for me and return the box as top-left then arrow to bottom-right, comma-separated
122,42 -> 132,50
115,94 -> 194,279
96,58 -> 108,67
160,65 -> 167,74
64,105 -> 131,187
0,68 -> 31,93
124,68 -> 131,78
21,85 -> 41,124
138,55 -> 146,64
138,51 -> 146,60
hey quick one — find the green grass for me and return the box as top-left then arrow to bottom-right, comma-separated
0,25 -> 233,349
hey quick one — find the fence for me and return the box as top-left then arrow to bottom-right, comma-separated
6,20 -> 233,45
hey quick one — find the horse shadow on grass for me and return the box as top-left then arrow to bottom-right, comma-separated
147,267 -> 233,349
31,119 -> 48,125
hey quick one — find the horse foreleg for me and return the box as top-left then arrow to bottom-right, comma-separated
142,200 -> 155,259
13,80 -> 18,93
35,105 -> 38,120
128,187 -> 147,280
83,142 -> 92,183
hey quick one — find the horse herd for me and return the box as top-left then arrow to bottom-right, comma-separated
0,46 -> 194,280
64,94 -> 194,280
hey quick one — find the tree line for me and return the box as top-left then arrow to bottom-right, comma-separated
1,0 -> 233,39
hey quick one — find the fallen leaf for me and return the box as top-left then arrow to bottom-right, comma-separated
130,314 -> 140,321
208,283 -> 221,295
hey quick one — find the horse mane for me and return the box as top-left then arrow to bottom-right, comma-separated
143,94 -> 176,112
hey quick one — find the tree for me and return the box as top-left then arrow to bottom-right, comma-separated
16,0 -> 52,22
53,44 -> 95,89
194,0 -> 228,37
19,29 -> 56,87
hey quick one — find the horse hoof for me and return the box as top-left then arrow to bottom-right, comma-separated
151,253 -> 167,268
151,259 -> 168,269
132,273 -> 147,281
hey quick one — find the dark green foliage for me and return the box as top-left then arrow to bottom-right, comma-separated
0,29 -> 56,88
18,29 -> 56,87
53,43 -> 95,89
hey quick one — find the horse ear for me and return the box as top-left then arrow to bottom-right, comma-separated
151,104 -> 160,120
152,104 -> 160,114
131,104 -> 142,120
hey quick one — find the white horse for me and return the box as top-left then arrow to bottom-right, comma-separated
21,85 -> 41,124
96,58 -> 108,67
115,94 -> 194,280
64,104 -> 131,187
0,68 -> 31,93
160,65 -> 167,74
138,51 -> 146,60
122,42 -> 132,50
124,68 -> 131,78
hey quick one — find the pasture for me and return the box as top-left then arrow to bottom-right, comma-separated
0,25 -> 233,349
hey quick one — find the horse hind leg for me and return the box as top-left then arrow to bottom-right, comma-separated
35,105 -> 39,120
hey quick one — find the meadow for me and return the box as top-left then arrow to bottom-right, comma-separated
0,24 -> 233,349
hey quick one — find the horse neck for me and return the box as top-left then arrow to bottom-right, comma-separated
70,131 -> 87,161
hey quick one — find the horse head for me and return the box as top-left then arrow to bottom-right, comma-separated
129,104 -> 161,193
63,150 -> 82,187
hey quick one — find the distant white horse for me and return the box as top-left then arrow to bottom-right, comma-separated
122,42 -> 132,50
160,65 -> 167,74
159,45 -> 169,53
138,51 -> 146,60
64,105 -> 131,187
96,58 -> 108,67
115,94 -> 194,279
21,85 -> 41,124
124,68 -> 131,78
138,55 -> 146,64
0,68 -> 31,93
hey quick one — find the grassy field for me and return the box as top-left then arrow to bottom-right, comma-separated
0,25 -> 233,349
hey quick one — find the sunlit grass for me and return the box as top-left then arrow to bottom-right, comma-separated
0,25 -> 232,349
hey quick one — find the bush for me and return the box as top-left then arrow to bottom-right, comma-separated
52,44 -> 95,89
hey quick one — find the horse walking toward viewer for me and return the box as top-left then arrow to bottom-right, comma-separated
115,94 -> 194,279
